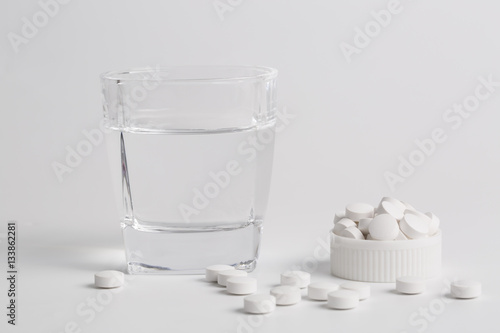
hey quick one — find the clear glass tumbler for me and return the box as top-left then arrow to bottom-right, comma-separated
100,66 -> 277,274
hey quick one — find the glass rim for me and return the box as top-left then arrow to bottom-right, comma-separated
100,65 -> 278,83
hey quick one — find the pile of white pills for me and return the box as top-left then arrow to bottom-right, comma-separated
333,197 -> 440,240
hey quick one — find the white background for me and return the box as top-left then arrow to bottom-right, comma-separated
1,0 -> 499,332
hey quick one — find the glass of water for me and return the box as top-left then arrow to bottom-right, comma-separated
100,66 -> 277,274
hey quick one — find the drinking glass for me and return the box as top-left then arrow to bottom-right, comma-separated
100,66 -> 277,274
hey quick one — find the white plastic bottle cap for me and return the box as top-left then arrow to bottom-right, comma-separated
218,270 -> 247,286
345,203 -> 374,221
94,270 -> 124,289
368,214 -> 399,240
340,226 -> 365,240
327,290 -> 359,309
396,276 -> 426,294
281,271 -> 311,289
244,294 -> 276,314
334,211 -> 346,224
308,282 -> 339,301
425,212 -> 440,236
270,286 -> 301,305
451,280 -> 481,299
358,218 -> 372,236
226,277 -> 257,295
400,214 -> 429,239
377,201 -> 404,221
205,265 -> 234,282
341,282 -> 370,300
333,218 -> 356,235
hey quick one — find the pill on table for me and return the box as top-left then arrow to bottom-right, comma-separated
377,201 -> 404,221
368,214 -> 399,240
205,264 -> 234,282
218,270 -> 247,286
400,214 -> 429,239
244,294 -> 276,314
451,280 -> 481,299
94,270 -> 124,289
270,286 -> 301,305
333,218 -> 356,235
341,282 -> 370,300
358,218 -> 372,235
281,271 -> 311,288
395,230 -> 408,240
334,211 -> 346,224
327,290 -> 359,309
425,212 -> 440,236
308,282 -> 339,301
226,277 -> 257,295
396,276 -> 426,294
340,226 -> 365,240
345,203 -> 374,221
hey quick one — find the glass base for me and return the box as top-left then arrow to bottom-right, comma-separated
122,222 -> 262,274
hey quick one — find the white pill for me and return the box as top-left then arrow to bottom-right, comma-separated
340,226 -> 365,240
377,201 -> 404,221
308,282 -> 339,301
395,230 -> 408,240
218,270 -> 247,286
327,290 -> 359,309
94,270 -> 124,289
334,211 -> 346,224
345,203 -> 374,221
333,218 -> 356,235
244,294 -> 276,314
341,282 -> 370,300
205,264 -> 234,282
281,271 -> 311,289
400,214 -> 429,239
405,209 -> 433,225
368,214 -> 399,240
425,212 -> 440,236
226,277 -> 257,295
270,286 -> 301,305
378,197 -> 407,213
358,218 -> 372,235
396,276 -> 426,294
451,280 -> 481,299
401,201 -> 416,211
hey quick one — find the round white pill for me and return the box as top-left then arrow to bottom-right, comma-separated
308,282 -> 339,301
334,211 -> 346,224
327,290 -> 359,309
405,209 -> 433,225
226,277 -> 257,295
451,280 -> 481,299
400,214 -> 429,239
425,212 -> 440,236
270,285 -> 301,305
340,226 -> 365,240
396,276 -> 426,294
244,294 -> 276,314
205,264 -> 234,282
377,201 -> 404,221
281,271 -> 311,289
395,230 -> 408,240
368,214 -> 399,240
341,282 -> 370,300
218,270 -> 247,286
333,218 -> 357,235
345,203 -> 374,221
378,197 -> 407,212
94,270 -> 124,289
358,218 -> 372,235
